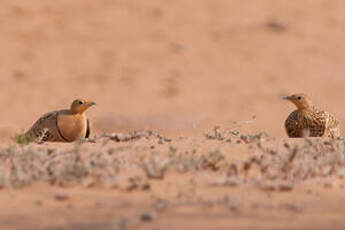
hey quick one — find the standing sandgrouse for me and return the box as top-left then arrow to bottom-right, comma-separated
283,93 -> 340,138
25,99 -> 96,143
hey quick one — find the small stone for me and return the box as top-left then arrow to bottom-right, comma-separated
54,194 -> 69,201
140,212 -> 156,222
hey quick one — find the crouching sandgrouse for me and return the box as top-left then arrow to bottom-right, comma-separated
283,93 -> 340,138
25,99 -> 95,143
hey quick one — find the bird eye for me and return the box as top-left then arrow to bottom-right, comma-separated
78,100 -> 84,105
296,96 -> 302,100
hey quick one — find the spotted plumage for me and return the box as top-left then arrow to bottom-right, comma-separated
25,99 -> 95,143
283,93 -> 340,138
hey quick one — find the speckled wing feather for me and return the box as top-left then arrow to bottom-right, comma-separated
25,111 -> 65,142
285,108 -> 340,138
323,111 -> 340,138
285,109 -> 327,137
285,110 -> 300,137
305,108 -> 327,137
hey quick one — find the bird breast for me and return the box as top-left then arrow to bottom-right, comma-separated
57,113 -> 87,142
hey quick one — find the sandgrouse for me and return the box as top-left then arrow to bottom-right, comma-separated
283,93 -> 340,138
25,99 -> 96,143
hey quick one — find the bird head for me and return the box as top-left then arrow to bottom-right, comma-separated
283,93 -> 313,110
70,99 -> 96,114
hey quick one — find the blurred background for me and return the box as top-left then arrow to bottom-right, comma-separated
1,0 -> 345,143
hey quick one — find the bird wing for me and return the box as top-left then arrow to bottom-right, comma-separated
311,109 -> 341,138
25,110 -> 64,142
285,109 -> 329,137
324,112 -> 340,138
305,109 -> 327,137
285,110 -> 300,137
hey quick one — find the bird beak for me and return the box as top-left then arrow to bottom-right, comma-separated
89,101 -> 96,106
282,96 -> 291,100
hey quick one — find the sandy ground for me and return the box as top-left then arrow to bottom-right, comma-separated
1,0 -> 345,229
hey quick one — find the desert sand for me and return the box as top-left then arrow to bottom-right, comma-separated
1,0 -> 345,229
